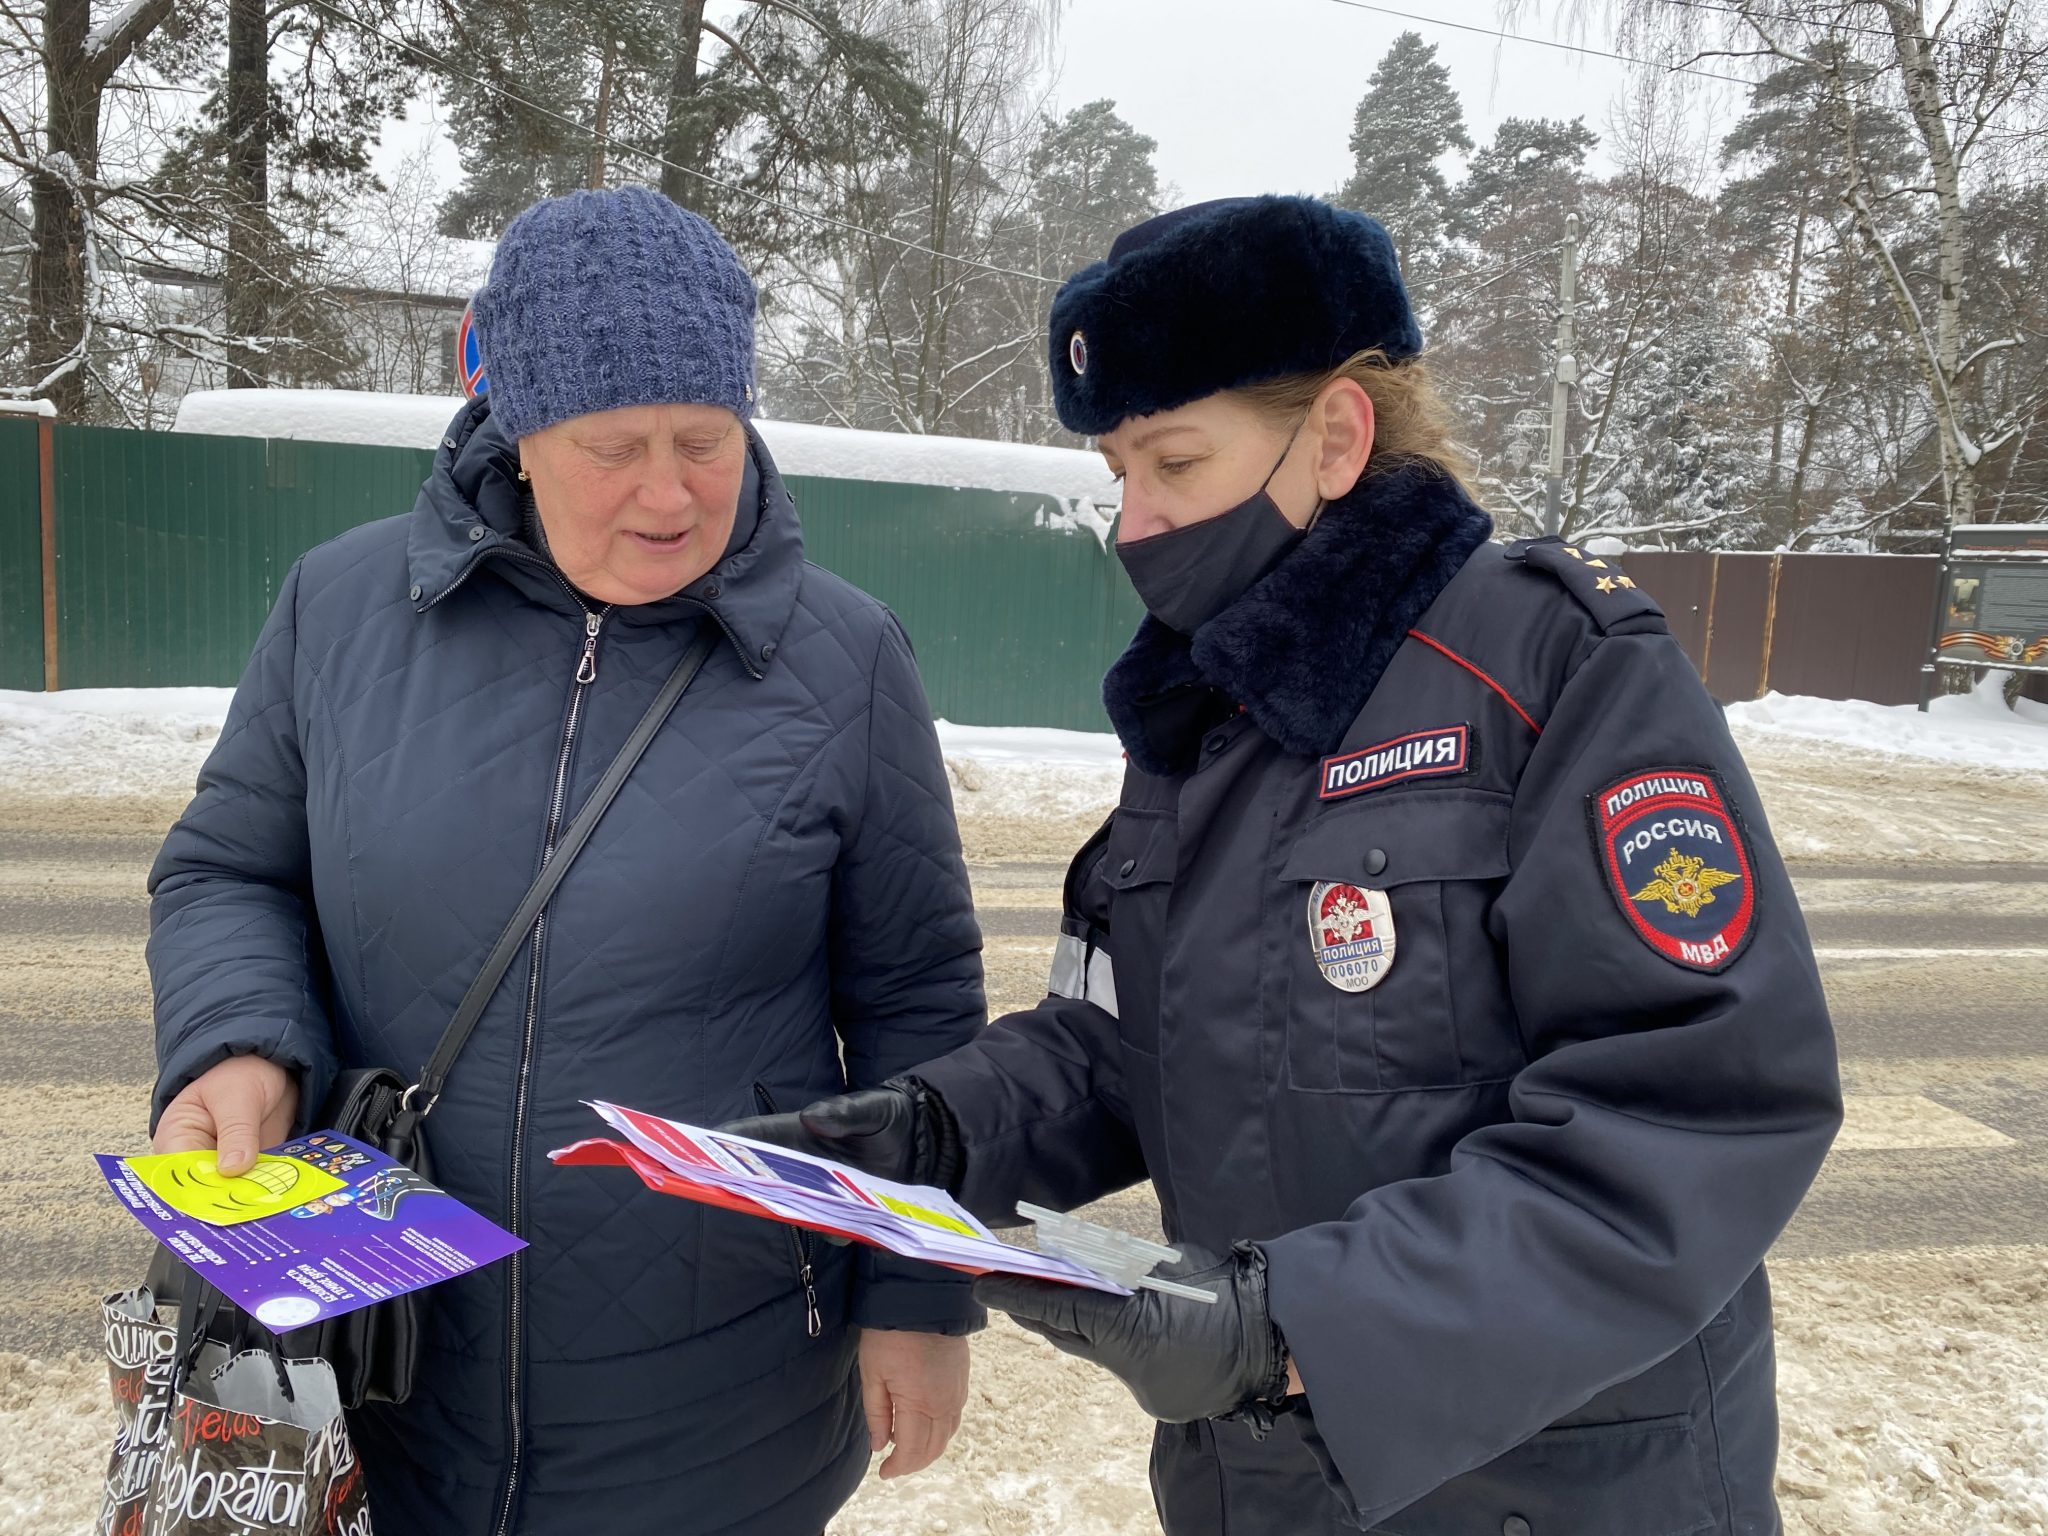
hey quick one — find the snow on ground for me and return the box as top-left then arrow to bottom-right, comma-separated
170,392 -> 1122,539
2,689 -> 2045,1533
1728,675 -> 2048,775
1769,1245 -> 2048,1536
0,689 -> 233,801
0,693 -> 1139,819
8,687 -> 2048,866
935,720 -> 1126,820
7,1251 -> 2044,1536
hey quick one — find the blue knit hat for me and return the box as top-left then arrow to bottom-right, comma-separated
1048,195 -> 1421,436
469,187 -> 758,440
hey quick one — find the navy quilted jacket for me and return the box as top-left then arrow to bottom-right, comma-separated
146,398 -> 987,1535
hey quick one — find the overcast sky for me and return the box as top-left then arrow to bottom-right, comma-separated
1046,0 -> 1664,201
374,0 -> 1745,221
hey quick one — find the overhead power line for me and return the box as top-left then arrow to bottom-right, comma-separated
1323,0 -> 1758,85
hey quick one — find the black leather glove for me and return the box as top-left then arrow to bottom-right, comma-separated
718,1076 -> 964,1191
973,1241 -> 1292,1429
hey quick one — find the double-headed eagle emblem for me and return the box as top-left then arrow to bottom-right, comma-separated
1631,848 -> 1739,919
1319,888 -> 1374,946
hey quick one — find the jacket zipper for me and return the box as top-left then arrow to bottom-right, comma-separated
424,543 -> 764,680
493,598 -> 609,1536
752,1082 -> 822,1338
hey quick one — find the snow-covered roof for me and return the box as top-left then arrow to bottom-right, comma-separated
753,418 -> 1117,510
170,390 -> 1121,515
173,389 -> 466,450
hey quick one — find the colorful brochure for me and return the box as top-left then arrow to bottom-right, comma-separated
97,1132 -> 525,1333
549,1100 -> 1131,1295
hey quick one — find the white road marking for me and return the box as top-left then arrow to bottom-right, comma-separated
1832,1094 -> 2016,1152
1791,881 -> 2048,913
1813,947 -> 2048,961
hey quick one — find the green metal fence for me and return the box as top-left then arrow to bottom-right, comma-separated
0,418 -> 44,692
792,475 -> 1139,730
6,422 -> 1141,731
49,427 -> 438,690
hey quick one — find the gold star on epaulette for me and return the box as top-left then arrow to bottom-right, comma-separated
1563,546 -> 1584,560
1595,576 -> 1617,593
1616,573 -> 1636,589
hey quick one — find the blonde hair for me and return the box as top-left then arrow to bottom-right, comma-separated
1230,349 -> 1477,497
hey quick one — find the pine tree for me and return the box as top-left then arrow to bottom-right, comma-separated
431,0 -> 924,252
1430,116 -> 1598,527
985,98 -> 1160,439
1457,116 -> 1599,234
1026,100 -> 1160,276
1334,31 -> 1470,280
1717,53 -> 1922,547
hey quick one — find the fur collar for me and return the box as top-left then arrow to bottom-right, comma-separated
1103,463 -> 1493,775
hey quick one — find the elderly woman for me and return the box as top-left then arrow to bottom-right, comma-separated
145,188 -> 984,1535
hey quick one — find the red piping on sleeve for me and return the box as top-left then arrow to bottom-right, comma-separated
1407,629 -> 1543,735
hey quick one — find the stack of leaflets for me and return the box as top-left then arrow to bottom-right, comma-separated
550,1100 -> 1131,1295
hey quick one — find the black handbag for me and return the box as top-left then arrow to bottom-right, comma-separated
287,627 -> 720,1408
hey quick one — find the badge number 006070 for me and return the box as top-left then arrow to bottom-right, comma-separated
1308,881 -> 1396,992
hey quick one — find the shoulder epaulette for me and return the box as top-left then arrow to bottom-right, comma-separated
1503,537 -> 1666,632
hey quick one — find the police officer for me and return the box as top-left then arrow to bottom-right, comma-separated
730,196 -> 1842,1535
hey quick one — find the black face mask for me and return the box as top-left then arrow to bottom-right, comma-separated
1114,423 -> 1311,637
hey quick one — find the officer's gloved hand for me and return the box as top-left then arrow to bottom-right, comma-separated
974,1241 -> 1292,1430
717,1076 -> 964,1191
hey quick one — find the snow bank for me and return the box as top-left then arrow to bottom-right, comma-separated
1727,676 -> 2048,776
0,689 -> 231,800
13,677 -> 2043,840
170,392 -> 1121,539
0,690 -> 1130,820
933,721 -> 1124,820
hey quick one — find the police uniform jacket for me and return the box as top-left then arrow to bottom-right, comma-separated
913,464 -> 1842,1536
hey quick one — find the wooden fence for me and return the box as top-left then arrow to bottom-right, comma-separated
1626,550 -> 1950,706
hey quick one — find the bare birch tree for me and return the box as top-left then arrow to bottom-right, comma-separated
1638,0 -> 2048,530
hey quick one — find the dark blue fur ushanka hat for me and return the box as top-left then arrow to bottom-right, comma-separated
1047,195 -> 1422,437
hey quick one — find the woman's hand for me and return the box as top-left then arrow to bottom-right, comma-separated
151,1056 -> 298,1176
857,1328 -> 970,1479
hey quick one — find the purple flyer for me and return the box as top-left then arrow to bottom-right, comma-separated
95,1132 -> 524,1333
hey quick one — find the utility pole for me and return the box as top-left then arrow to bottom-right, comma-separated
1542,212 -> 1580,538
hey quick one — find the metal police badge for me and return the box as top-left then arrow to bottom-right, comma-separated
1593,767 -> 1757,972
1307,882 -> 1396,992
1069,329 -> 1088,375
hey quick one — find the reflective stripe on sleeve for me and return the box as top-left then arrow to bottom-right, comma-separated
1049,932 -> 1120,1019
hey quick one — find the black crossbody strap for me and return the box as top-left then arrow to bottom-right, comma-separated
406,627 -> 720,1114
